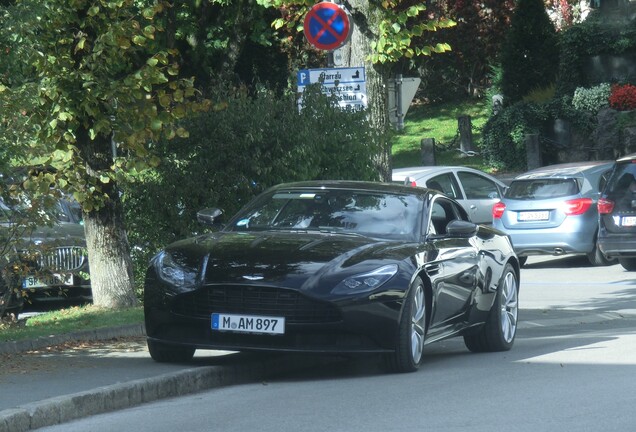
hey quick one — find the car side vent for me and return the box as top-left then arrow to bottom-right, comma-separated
424,263 -> 440,277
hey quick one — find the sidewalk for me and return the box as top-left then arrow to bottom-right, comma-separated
0,325 -> 335,432
1,308 -> 634,432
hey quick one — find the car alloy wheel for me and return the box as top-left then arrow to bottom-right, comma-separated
499,268 -> 518,344
410,282 -> 426,363
464,263 -> 518,352
386,276 -> 427,373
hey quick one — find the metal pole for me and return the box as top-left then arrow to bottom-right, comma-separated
396,73 -> 404,131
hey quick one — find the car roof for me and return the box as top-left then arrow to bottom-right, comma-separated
616,153 -> 636,162
514,161 -> 614,180
392,166 -> 506,185
266,180 -> 432,197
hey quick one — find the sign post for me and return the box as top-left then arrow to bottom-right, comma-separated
387,75 -> 421,130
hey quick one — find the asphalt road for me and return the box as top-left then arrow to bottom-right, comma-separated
4,255 -> 636,431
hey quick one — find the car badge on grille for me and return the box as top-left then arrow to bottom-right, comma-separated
242,275 -> 264,281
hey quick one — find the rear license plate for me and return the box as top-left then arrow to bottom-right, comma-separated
211,313 -> 285,335
518,211 -> 549,221
22,273 -> 73,289
621,216 -> 636,227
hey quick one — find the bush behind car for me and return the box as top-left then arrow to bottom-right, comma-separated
122,86 -> 384,295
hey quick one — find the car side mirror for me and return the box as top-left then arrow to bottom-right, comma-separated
197,208 -> 224,226
446,219 -> 478,238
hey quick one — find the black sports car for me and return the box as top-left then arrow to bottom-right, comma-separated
144,181 -> 520,372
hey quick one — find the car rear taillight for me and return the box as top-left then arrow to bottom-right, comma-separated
561,198 -> 592,216
403,177 -> 417,187
492,202 -> 506,219
597,198 -> 615,214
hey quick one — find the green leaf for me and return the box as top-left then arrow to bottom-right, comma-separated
132,35 -> 147,46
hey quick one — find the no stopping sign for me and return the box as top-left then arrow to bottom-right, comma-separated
303,2 -> 352,51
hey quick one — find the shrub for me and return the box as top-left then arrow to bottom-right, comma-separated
500,0 -> 559,105
481,102 -> 546,171
572,83 -> 611,113
609,84 -> 636,111
122,86 -> 382,291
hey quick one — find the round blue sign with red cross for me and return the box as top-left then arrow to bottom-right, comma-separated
303,2 -> 352,51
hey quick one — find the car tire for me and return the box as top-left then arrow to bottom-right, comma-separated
587,240 -> 615,266
147,339 -> 196,363
386,276 -> 427,373
464,263 -> 518,353
618,257 -> 636,271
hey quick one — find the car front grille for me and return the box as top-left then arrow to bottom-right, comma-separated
21,246 -> 88,271
171,285 -> 342,324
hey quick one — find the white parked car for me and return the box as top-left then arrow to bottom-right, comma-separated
392,166 -> 507,225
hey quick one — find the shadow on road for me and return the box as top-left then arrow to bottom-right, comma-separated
522,255 -> 615,269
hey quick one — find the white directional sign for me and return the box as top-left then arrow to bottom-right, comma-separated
297,66 -> 367,110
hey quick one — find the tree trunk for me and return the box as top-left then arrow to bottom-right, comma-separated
77,127 -> 137,309
341,0 -> 391,181
83,193 -> 137,308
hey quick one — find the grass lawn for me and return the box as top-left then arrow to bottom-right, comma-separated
0,304 -> 144,342
391,98 -> 491,171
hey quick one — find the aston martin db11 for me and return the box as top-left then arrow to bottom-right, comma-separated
144,181 -> 520,373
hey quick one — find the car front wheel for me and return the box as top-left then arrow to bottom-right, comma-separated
147,339 -> 196,363
386,276 -> 427,373
464,263 -> 518,352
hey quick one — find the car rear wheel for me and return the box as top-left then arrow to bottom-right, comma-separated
587,240 -> 615,266
147,339 -> 196,363
464,263 -> 518,352
386,276 -> 426,373
618,257 -> 636,271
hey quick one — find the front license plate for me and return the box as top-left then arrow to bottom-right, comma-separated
211,313 -> 285,335
518,211 -> 549,221
622,216 -> 636,227
22,273 -> 73,289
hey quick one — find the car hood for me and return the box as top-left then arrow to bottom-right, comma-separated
0,221 -> 86,248
18,223 -> 86,248
161,230 -> 415,294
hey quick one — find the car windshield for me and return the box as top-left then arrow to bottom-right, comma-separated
0,196 -> 80,225
227,188 -> 422,240
505,178 -> 580,200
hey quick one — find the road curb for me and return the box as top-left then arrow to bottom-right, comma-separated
0,324 -> 146,355
0,351 -> 335,432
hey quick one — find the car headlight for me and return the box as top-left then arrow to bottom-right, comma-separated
155,251 -> 199,287
332,264 -> 398,295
